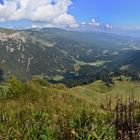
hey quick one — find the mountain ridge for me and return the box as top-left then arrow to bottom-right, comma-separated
0,27 -> 140,82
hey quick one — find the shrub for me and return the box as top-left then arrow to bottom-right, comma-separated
6,75 -> 27,98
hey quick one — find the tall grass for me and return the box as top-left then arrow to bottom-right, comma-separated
1,76 -> 138,139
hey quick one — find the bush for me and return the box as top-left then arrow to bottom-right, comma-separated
6,75 -> 27,98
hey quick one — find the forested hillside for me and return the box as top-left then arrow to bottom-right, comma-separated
0,27 -> 140,83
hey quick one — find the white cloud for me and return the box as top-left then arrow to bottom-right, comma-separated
52,13 -> 79,27
31,24 -> 40,28
0,0 -> 79,28
91,19 -> 96,23
81,22 -> 86,25
106,24 -> 113,29
80,18 -> 113,31
89,18 -> 100,27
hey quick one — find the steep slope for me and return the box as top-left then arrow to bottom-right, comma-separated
0,29 -> 76,81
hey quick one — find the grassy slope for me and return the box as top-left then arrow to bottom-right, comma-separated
0,78 -> 97,139
70,80 -> 140,107
0,78 -> 139,139
1,79 -> 140,111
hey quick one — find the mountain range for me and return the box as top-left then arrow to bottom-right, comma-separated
0,27 -> 140,81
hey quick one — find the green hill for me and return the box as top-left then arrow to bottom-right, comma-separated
0,77 -> 139,139
70,80 -> 140,107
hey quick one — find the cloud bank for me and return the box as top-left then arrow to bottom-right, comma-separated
80,18 -> 113,30
0,0 -> 79,28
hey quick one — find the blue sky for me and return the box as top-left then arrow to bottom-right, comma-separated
70,0 -> 140,26
0,0 -> 140,29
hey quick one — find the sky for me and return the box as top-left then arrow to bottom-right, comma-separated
0,0 -> 140,30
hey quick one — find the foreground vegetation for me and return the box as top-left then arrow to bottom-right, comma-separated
0,76 -> 140,139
